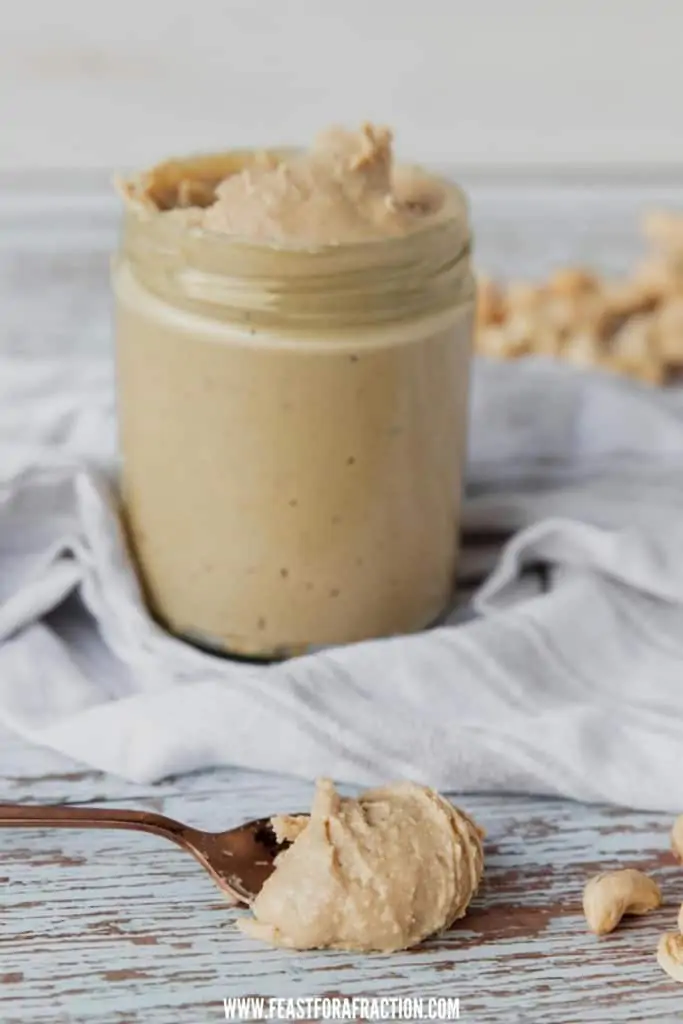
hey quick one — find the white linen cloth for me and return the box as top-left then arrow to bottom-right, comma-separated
2,342 -> 683,812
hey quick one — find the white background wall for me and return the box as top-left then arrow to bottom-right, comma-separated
2,0 -> 683,171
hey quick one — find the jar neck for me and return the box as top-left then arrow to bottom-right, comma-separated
119,183 -> 474,331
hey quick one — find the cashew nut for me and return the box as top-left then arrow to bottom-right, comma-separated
642,210 -> 683,257
671,815 -> 683,862
472,205 -> 683,384
504,280 -> 547,315
655,820 -> 683,981
476,324 -> 530,360
476,275 -> 506,329
583,869 -> 661,935
547,266 -> 599,299
657,932 -> 683,983
657,296 -> 683,343
561,331 -> 604,371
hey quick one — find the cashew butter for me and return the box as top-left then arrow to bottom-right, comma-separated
239,779 -> 484,952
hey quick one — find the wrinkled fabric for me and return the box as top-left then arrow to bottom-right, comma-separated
1,350 -> 683,811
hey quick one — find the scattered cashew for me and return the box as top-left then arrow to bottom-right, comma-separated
561,331 -> 604,370
654,818 -> 683,983
505,280 -> 547,315
657,298 -> 683,364
543,295 -> 585,334
476,276 -> 506,329
671,815 -> 683,862
547,266 -> 599,299
608,313 -> 665,385
633,258 -> 683,303
476,325 -> 527,360
642,210 -> 683,257
475,208 -> 683,383
657,932 -> 683,983
600,280 -> 658,323
582,869 -> 661,935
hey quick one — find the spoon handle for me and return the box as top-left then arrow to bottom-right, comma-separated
0,803 -> 187,844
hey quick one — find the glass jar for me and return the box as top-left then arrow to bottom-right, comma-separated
113,150 -> 475,659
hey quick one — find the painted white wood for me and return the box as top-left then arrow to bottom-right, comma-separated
2,725 -> 682,1024
2,173 -> 683,1021
2,0 -> 683,170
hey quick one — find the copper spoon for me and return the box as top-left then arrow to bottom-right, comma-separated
0,803 -> 292,903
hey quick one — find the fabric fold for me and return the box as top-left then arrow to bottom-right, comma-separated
1,347 -> 683,810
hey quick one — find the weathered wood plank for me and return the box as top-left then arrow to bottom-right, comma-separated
2,778 -> 683,1023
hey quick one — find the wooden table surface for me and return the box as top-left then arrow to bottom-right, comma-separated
1,171 -> 683,1023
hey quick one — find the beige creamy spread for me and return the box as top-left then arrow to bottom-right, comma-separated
124,123 -> 448,247
238,779 -> 484,952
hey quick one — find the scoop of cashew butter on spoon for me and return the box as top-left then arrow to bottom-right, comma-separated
238,778 -> 485,952
0,778 -> 484,954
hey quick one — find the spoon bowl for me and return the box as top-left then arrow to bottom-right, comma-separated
0,803 -> 292,902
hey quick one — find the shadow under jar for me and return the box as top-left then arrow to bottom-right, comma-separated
113,150 -> 475,659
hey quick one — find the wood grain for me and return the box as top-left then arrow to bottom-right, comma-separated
2,174 -> 683,1022
2,730 -> 683,1023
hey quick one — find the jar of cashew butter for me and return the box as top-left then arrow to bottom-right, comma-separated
113,124 -> 475,659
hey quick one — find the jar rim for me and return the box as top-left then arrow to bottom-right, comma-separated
116,148 -> 474,330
